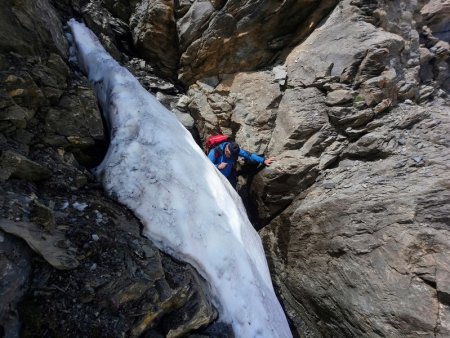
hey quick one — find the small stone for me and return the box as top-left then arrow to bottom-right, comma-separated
437,89 -> 447,98
198,76 -> 219,88
176,95 -> 191,110
398,138 -> 406,145
394,159 -> 408,168
94,211 -> 104,225
323,182 -> 336,189
90,263 -> 97,271
30,200 -> 55,230
73,202 -> 88,211
425,120 -> 439,128
326,89 -> 354,106
92,234 -> 99,241
354,100 -> 366,109
273,65 -> 287,85
75,175 -> 88,188
345,127 -> 366,138
373,98 -> 392,114
413,155 -> 423,163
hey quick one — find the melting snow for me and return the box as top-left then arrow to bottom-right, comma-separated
72,201 -> 88,211
67,19 -> 292,338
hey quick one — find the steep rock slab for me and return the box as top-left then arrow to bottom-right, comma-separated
267,87 -> 329,154
261,101 -> 450,337
248,0 -> 446,223
178,0 -> 338,84
0,0 -> 67,57
285,1 -> 404,88
247,0 -> 450,336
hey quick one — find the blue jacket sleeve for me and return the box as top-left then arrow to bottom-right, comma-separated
238,149 -> 265,164
208,149 -> 219,166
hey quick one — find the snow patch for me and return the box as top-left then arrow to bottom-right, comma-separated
67,19 -> 291,338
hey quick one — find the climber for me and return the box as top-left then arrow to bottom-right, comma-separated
208,141 -> 274,188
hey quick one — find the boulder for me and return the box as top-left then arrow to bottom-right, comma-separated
0,151 -> 51,182
177,0 -> 215,51
227,71 -> 282,154
31,53 -> 70,105
130,0 -> 179,76
325,89 -> 355,106
43,85 -> 105,165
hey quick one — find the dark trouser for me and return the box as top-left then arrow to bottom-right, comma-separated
227,172 -> 237,190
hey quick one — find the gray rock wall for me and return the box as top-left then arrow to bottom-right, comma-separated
182,0 -> 450,336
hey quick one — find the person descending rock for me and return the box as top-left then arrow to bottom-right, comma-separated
208,140 -> 274,188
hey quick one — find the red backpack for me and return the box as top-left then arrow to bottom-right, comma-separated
205,134 -> 229,159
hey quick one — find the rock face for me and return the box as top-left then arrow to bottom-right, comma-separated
130,0 -> 179,76
0,0 -> 67,57
262,101 -> 450,337
255,1 -> 449,336
182,0 -> 450,337
177,0 -> 339,84
0,1 -> 223,337
60,0 -> 338,84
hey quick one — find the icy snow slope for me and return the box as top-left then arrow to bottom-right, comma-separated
67,20 -> 292,338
